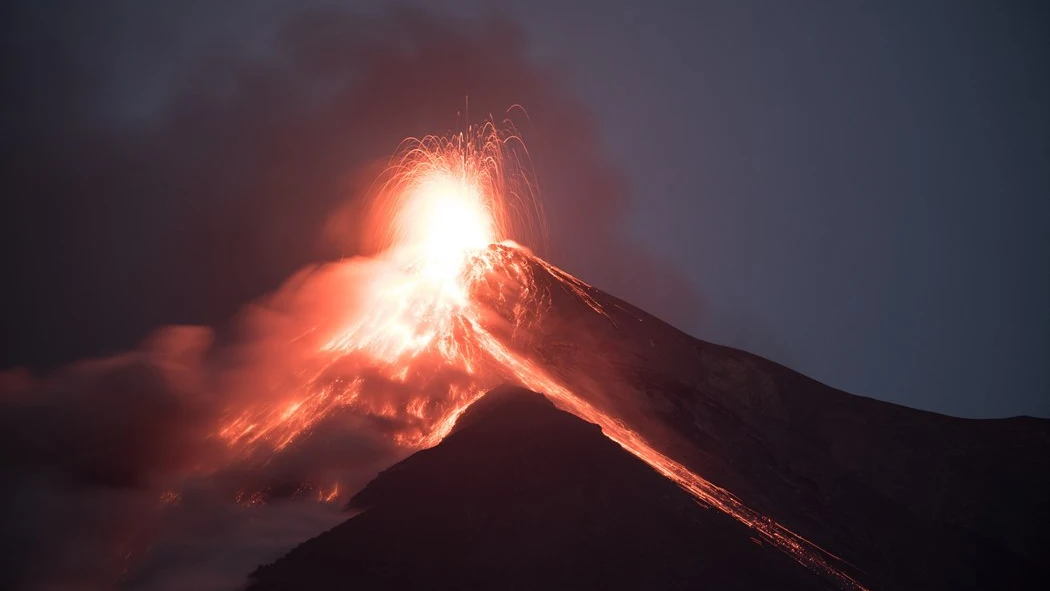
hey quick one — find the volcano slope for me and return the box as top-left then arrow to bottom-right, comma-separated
247,387 -> 833,590
470,245 -> 1050,590
250,245 -> 1048,590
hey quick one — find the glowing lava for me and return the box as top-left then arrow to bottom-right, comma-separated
216,122 -> 868,591
393,172 -> 494,276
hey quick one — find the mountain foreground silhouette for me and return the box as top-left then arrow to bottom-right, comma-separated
247,386 -> 832,590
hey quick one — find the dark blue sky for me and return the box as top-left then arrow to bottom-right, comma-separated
508,1 -> 1050,417
2,0 -> 1047,417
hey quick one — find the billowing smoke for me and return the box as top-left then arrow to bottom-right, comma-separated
0,3 -> 698,589
0,263 -> 416,588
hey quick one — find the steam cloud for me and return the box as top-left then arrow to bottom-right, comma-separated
0,3 -> 699,588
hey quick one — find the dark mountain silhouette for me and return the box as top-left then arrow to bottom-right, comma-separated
248,246 -> 1050,590
247,386 -> 834,590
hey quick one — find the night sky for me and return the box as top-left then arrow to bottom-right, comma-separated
2,0 -> 1048,418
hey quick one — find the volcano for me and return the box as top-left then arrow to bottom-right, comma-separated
244,246 -> 1049,590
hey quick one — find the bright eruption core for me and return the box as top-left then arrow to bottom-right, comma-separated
371,125 -> 544,259
393,172 -> 496,277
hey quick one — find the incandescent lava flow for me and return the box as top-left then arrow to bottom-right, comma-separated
217,122 -> 868,590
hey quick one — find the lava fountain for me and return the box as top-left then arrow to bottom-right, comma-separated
216,122 -> 867,591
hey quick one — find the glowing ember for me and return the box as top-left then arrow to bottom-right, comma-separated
214,121 -> 867,590
319,482 -> 341,503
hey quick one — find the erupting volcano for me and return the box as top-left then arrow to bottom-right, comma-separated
5,3 -> 1048,588
208,123 -> 871,590
47,121 -> 1041,591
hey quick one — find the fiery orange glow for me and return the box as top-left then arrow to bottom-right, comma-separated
319,482 -> 341,503
214,122 -> 867,590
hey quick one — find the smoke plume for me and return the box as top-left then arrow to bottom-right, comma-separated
0,3 -> 699,588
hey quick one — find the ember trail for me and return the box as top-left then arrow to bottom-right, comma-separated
218,122 -> 867,591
